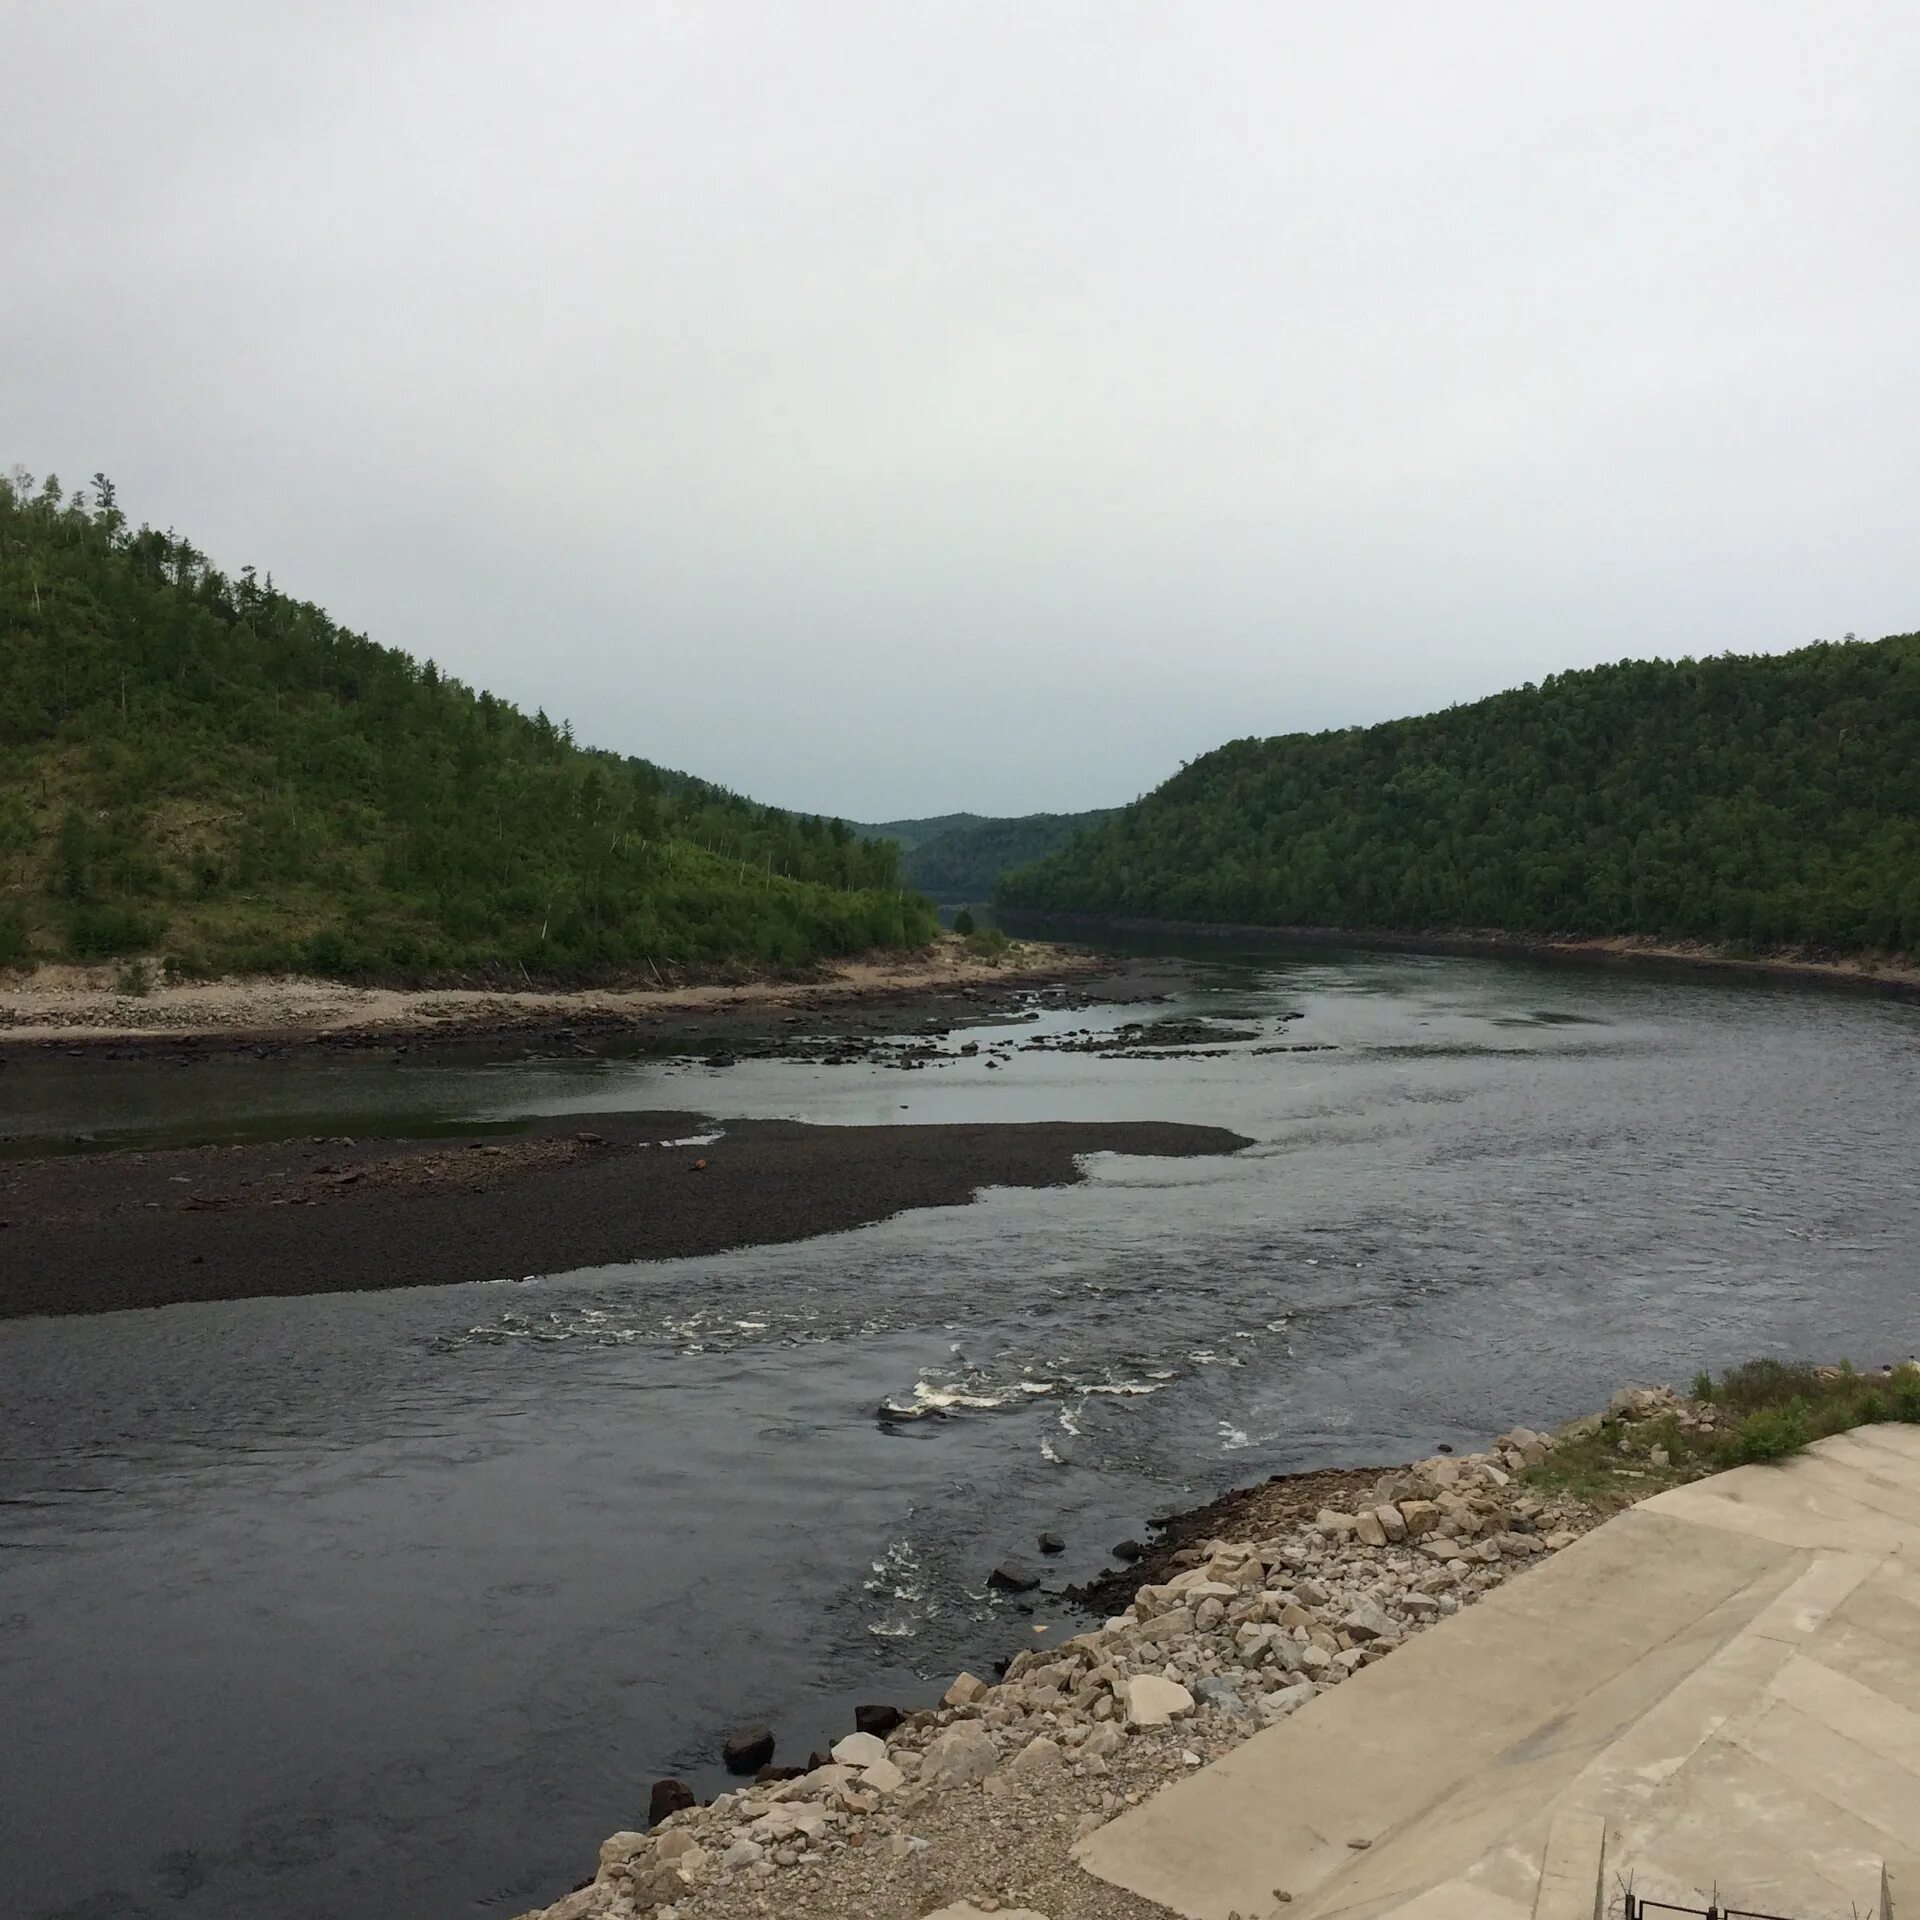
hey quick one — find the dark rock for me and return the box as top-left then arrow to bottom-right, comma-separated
705,1052 -> 737,1069
753,1762 -> 806,1783
1112,1539 -> 1146,1562
988,1559 -> 1041,1592
648,1779 -> 695,1826
854,1703 -> 904,1738
722,1725 -> 775,1773
1037,1531 -> 1065,1555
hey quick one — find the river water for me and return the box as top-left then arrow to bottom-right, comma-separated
3,944 -> 1917,1920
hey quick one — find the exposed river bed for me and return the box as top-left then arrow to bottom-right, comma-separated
3,943 -> 1917,1920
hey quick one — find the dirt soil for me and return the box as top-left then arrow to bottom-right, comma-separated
0,937 -> 1139,1055
0,1111 -> 1252,1319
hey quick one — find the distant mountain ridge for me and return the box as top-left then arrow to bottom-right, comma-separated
997,635 -> 1920,955
848,813 -> 986,854
855,808 -> 1118,902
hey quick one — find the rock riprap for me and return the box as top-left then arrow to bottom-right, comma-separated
515,1414 -> 1623,1919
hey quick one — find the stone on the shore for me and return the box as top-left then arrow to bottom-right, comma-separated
861,1756 -> 906,1793
1081,1721 -> 1125,1757
1009,1734 -> 1065,1778
1342,1601 -> 1399,1643
925,1905 -> 1052,1920
830,1731 -> 888,1768
722,1725 -> 775,1773
793,1761 -> 857,1795
1112,1538 -> 1146,1561
1037,1530 -> 1066,1554
989,1559 -> 1042,1592
1193,1675 -> 1250,1716
647,1778 -> 695,1826
854,1702 -> 904,1737
1126,1674 -> 1195,1727
1353,1510 -> 1389,1548
1399,1499 -> 1440,1537
720,1837 -> 764,1870
1257,1680 -> 1317,1722
1374,1503 -> 1409,1543
921,1723 -> 999,1787
748,1802 -> 829,1843
598,1831 -> 650,1873
943,1671 -> 990,1707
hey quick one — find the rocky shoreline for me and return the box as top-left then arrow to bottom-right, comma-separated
516,1386 -> 1714,1920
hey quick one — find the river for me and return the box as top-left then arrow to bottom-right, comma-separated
3,941 -> 1916,1920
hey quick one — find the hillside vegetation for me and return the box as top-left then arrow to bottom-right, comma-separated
0,471 -> 936,977
998,636 -> 1920,955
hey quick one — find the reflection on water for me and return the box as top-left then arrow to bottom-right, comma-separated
2,944 -> 1917,1920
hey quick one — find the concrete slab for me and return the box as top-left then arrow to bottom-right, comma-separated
1075,1431 -> 1920,1920
1529,1811 -> 1603,1920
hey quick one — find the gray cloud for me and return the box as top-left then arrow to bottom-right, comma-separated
5,2 -> 1916,816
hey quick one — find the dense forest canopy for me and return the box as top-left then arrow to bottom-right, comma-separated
998,637 -> 1920,955
0,470 -> 936,976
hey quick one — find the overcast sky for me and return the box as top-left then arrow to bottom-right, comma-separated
5,4 -> 1916,819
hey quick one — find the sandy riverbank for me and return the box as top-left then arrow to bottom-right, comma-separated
0,936 -> 1114,1053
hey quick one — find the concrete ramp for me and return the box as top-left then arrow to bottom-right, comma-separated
1076,1427 -> 1920,1920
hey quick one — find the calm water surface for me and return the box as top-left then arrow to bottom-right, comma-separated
3,945 -> 1917,1920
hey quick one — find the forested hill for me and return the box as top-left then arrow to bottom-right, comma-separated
998,636 -> 1920,955
848,812 -> 984,854
888,808 -> 1119,902
0,471 -> 936,977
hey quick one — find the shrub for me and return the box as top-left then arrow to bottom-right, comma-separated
303,927 -> 357,975
952,908 -> 976,936
66,904 -> 164,958
1713,1358 -> 1826,1414
1727,1402 -> 1813,1462
0,908 -> 30,968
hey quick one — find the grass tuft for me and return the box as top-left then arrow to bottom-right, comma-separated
1524,1358 -> 1920,1506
